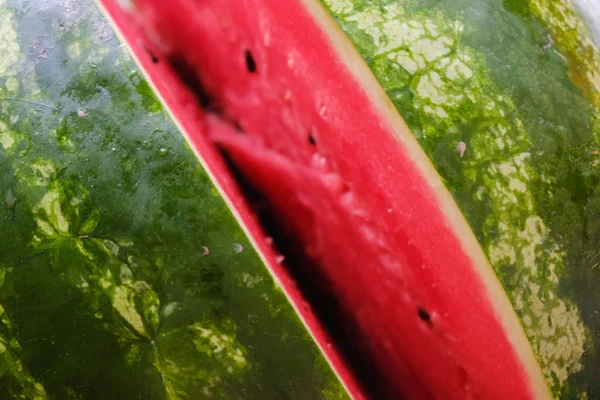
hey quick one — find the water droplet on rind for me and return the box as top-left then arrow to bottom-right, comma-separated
5,189 -> 17,209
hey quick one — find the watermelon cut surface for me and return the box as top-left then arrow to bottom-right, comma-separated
0,0 -> 347,398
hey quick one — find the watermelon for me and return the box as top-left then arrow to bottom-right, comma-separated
0,0 -> 349,398
96,0 -> 600,398
4,0 -> 600,398
95,0 -> 546,399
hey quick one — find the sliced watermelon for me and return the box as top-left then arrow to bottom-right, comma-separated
4,0 -> 599,398
96,0 -> 572,399
0,0 -> 347,398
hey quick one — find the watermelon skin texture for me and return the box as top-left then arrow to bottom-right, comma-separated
0,0 -> 347,399
322,0 -> 600,398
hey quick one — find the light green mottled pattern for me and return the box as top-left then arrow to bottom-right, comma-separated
527,0 -> 600,114
323,0 -> 600,398
0,3 -> 49,396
